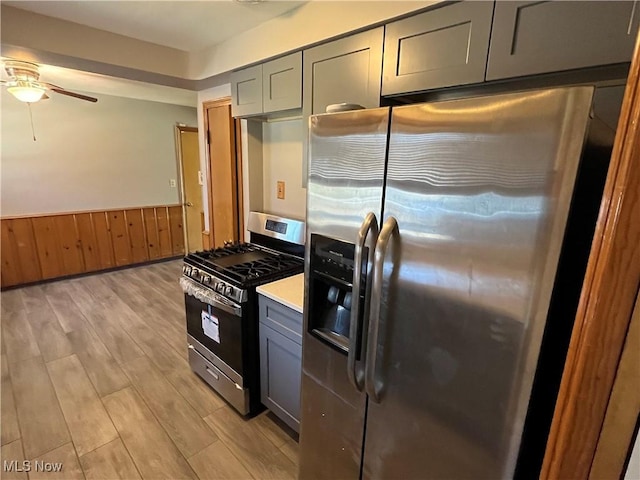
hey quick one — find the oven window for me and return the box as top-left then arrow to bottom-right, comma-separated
184,293 -> 243,375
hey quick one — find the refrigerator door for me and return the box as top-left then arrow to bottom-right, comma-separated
300,107 -> 390,479
361,87 -> 594,479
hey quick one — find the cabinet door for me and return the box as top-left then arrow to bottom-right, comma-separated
263,52 -> 302,114
302,27 -> 384,186
487,1 -> 640,81
259,322 -> 302,432
230,65 -> 263,118
382,2 -> 494,96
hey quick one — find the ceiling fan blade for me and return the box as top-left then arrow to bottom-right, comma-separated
49,87 -> 98,103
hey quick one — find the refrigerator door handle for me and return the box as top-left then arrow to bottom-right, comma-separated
365,216 -> 398,403
348,212 -> 378,391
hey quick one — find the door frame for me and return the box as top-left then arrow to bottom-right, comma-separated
202,97 -> 244,248
174,124 -> 199,252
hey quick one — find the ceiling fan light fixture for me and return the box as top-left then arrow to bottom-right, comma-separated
7,84 -> 45,103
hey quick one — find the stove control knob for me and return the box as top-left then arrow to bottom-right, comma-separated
201,274 -> 211,284
225,286 -> 234,297
183,265 -> 191,275
216,283 -> 225,293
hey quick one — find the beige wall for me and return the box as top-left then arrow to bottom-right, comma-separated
1,90 -> 197,216
262,119 -> 306,220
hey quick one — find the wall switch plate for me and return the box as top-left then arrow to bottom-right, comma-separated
277,181 -> 285,200
198,171 -> 204,185
169,179 -> 176,187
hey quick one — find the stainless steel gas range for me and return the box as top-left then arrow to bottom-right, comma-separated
180,212 -> 305,415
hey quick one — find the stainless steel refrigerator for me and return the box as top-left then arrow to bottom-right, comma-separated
299,86 -> 618,479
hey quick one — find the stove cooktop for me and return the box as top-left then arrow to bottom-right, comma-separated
185,243 -> 303,288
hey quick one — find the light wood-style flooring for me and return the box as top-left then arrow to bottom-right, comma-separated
0,260 -> 298,479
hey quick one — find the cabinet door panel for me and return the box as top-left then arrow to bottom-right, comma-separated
302,27 -> 384,186
231,65 -> 263,117
263,52 -> 302,113
383,1 -> 494,95
487,1 -> 639,80
304,28 -> 383,115
259,322 -> 302,432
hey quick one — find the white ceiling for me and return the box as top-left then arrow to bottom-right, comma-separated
3,0 -> 306,52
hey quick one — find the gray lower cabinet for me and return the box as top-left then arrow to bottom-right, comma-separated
382,1 -> 495,96
487,1 -> 640,81
232,52 -> 302,118
302,27 -> 384,186
258,295 -> 303,432
231,64 -> 263,118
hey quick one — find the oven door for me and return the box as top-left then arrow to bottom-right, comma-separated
181,277 -> 244,380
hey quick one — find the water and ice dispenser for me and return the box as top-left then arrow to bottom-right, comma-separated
307,234 -> 368,353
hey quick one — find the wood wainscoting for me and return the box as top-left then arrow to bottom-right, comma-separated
1,205 -> 185,288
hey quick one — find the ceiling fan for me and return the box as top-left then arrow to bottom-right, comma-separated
1,60 -> 98,103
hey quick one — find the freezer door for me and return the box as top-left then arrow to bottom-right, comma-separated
361,88 -> 594,479
300,107 -> 389,479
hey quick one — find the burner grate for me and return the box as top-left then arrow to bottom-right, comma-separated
191,243 -> 259,261
226,256 -> 303,283
186,243 -> 303,287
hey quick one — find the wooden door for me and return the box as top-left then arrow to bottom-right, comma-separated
205,100 -> 241,248
178,127 -> 203,253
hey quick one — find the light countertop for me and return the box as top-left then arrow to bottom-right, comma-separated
257,273 -> 304,313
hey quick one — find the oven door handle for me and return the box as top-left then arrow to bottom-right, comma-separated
180,277 -> 242,316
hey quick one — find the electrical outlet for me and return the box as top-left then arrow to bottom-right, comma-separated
169,179 -> 176,188
198,171 -> 204,185
277,181 -> 285,200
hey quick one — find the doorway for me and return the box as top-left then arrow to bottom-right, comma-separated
203,98 -> 243,248
176,125 -> 203,253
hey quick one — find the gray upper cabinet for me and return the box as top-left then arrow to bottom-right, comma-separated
487,1 -> 640,81
263,52 -> 302,114
231,65 -> 263,118
382,1 -> 495,96
302,27 -> 384,185
303,27 -> 384,115
231,52 -> 302,118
